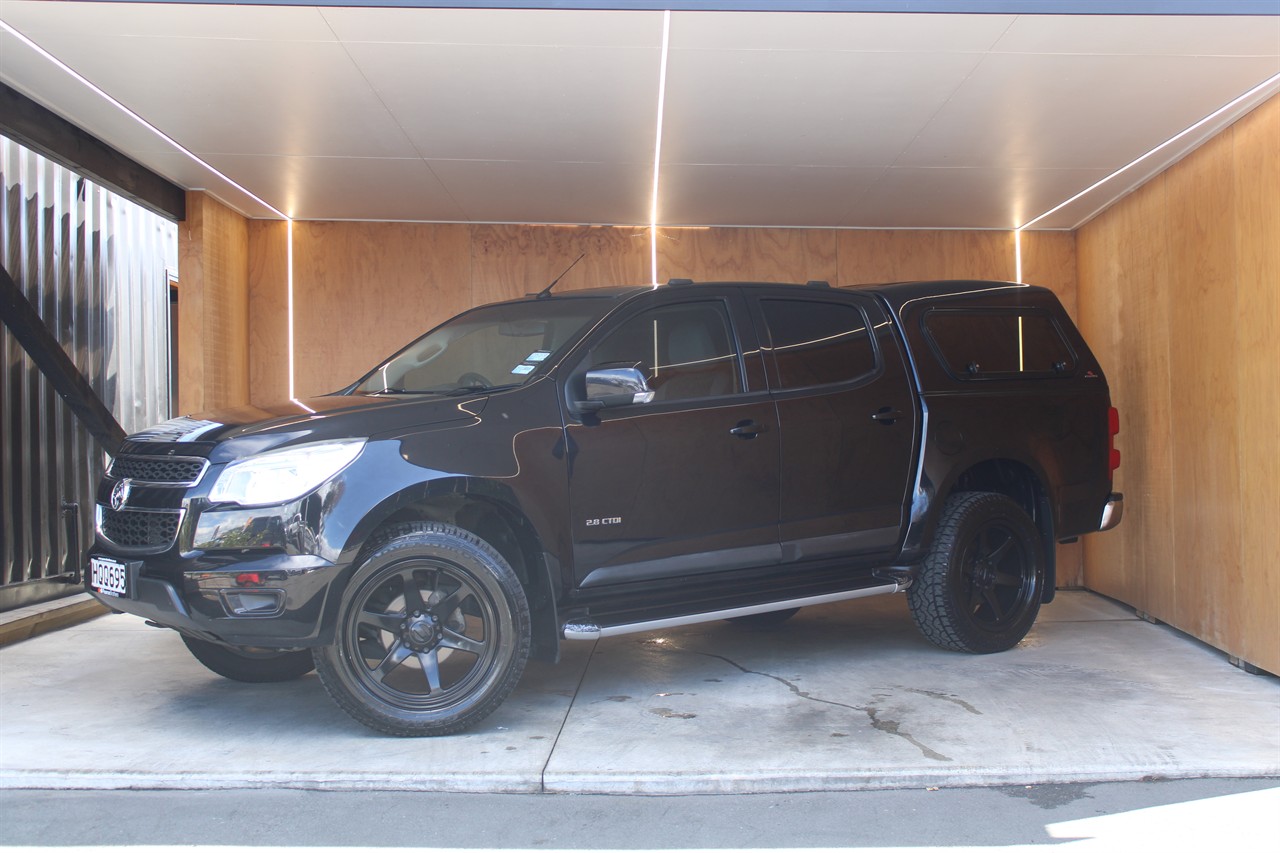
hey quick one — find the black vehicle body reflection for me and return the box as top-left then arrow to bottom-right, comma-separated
86,280 -> 1122,736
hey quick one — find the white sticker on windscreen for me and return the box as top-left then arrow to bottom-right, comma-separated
511,363 -> 536,375
526,351 -> 551,363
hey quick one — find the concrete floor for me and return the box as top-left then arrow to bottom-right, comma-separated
1,591 -> 1276,794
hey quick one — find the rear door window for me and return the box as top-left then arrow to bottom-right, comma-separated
760,299 -> 878,389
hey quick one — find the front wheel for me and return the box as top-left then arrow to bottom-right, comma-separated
908,492 -> 1045,654
181,636 -> 315,683
313,522 -> 531,736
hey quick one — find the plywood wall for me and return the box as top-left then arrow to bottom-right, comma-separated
247,224 -> 1079,402
176,192 -> 249,414
1077,93 -> 1279,675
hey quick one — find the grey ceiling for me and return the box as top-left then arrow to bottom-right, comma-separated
1,1 -> 1277,229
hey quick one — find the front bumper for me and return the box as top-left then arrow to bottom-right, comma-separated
86,551 -> 344,648
1099,492 -> 1124,531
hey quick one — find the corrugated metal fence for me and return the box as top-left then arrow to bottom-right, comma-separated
1,136 -> 176,610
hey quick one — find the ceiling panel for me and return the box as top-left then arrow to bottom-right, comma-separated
898,52 -> 1280,171
320,6 -> 660,48
990,13 -> 1280,56
345,42 -> 660,164
200,154 -> 467,222
7,36 -> 416,158
427,159 -> 652,225
672,11 -> 1014,52
659,163 -> 884,227
0,1 -> 337,42
1,1 -> 1277,229
850,166 -> 1113,230
661,47 -> 987,167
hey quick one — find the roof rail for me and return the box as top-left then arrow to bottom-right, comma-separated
667,278 -> 695,286
806,280 -> 831,288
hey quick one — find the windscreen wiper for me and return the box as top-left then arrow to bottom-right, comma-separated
442,383 -> 520,396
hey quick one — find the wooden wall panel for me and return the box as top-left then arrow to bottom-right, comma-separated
247,220 -> 288,406
656,227 -> 838,284
471,224 -> 649,305
836,230 -> 1015,284
176,191 -> 249,415
1079,93 -> 1279,675
1021,231 -> 1078,317
1080,177 -> 1177,618
1231,98 -> 1280,671
1165,131 -> 1243,647
289,222 -> 472,399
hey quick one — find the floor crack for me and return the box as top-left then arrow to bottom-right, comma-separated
687,650 -> 952,762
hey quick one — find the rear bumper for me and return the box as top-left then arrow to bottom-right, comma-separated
1099,492 -> 1124,531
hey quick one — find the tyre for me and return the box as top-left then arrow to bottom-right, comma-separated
727,607 -> 800,628
313,522 -> 531,736
907,491 -> 1045,654
181,635 -> 316,683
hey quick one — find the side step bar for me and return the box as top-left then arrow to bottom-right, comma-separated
562,581 -> 905,641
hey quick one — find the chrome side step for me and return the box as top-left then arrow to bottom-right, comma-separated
562,582 -> 904,641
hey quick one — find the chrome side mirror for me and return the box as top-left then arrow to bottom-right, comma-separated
576,364 -> 654,412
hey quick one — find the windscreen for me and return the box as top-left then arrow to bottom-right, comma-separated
353,299 -> 602,395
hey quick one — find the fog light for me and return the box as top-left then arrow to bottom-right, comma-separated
219,589 -> 285,617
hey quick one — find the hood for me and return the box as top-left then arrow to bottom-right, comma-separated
122,393 -> 489,462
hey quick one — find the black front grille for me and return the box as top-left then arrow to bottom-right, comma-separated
99,507 -> 182,551
109,455 -> 207,485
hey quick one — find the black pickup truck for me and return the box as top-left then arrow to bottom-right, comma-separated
87,279 -> 1122,736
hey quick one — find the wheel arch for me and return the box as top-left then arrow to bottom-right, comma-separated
949,458 -> 1057,602
326,477 -> 560,662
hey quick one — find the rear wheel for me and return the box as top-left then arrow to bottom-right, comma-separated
908,492 -> 1044,653
181,636 -> 315,683
313,522 -> 530,736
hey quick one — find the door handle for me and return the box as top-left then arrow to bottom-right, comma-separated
871,408 -> 904,424
729,420 -> 765,439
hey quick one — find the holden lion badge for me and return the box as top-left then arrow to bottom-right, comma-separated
110,478 -> 133,511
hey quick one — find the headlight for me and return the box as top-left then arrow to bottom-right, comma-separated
208,439 -> 365,507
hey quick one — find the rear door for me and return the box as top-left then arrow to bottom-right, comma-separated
564,288 -> 781,588
749,289 -> 917,563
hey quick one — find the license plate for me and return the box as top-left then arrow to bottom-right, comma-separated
89,557 -> 130,598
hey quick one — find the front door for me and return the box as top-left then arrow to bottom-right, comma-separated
565,292 -> 781,588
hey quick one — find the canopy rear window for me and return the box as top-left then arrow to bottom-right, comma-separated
923,309 -> 1076,379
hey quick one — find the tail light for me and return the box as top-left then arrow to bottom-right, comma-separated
1108,406 -> 1121,475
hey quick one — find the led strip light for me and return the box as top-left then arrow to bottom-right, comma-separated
650,10 -> 672,286
1015,71 -> 1280,245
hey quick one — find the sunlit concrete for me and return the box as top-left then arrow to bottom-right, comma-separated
1,591 -> 1276,794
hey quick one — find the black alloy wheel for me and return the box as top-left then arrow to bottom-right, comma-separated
313,522 -> 530,736
908,491 -> 1044,654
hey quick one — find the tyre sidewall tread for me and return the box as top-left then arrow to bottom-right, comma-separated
908,491 -> 1044,654
313,521 -> 531,737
